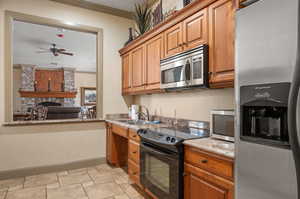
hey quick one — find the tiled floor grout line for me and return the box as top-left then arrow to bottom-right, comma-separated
3,190 -> 7,199
86,170 -> 96,185
0,164 -> 146,199
45,187 -> 47,199
80,183 -> 90,199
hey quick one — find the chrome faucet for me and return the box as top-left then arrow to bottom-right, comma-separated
138,105 -> 150,121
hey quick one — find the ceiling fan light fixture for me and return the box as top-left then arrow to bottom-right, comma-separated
64,21 -> 77,26
57,34 -> 64,38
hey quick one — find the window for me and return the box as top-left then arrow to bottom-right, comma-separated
5,12 -> 103,123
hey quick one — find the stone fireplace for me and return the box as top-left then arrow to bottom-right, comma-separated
20,65 -> 76,112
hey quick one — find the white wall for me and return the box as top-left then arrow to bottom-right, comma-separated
0,0 -> 134,172
75,72 -> 97,107
134,88 -> 235,122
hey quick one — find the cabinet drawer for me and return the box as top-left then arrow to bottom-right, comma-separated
128,140 -> 140,164
129,129 -> 140,142
128,159 -> 140,185
111,124 -> 128,138
185,146 -> 234,180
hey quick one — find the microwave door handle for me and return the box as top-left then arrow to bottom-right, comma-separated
185,60 -> 191,82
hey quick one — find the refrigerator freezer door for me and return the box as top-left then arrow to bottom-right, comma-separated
235,0 -> 299,198
235,0 -> 298,87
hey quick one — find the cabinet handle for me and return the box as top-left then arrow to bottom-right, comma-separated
133,151 -> 137,154
201,159 -> 208,164
132,135 -> 137,138
132,172 -> 138,175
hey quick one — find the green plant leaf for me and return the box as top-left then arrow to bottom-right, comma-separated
133,0 -> 152,36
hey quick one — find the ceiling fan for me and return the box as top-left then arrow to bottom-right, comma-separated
36,44 -> 74,56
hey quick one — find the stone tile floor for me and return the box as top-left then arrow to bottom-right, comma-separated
0,163 -> 146,199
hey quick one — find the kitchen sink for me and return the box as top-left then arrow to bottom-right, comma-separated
117,119 -> 159,125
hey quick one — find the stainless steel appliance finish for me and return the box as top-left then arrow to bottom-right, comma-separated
160,45 -> 208,89
210,110 -> 235,142
235,0 -> 299,198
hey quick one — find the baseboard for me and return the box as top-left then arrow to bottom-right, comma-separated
0,157 -> 106,180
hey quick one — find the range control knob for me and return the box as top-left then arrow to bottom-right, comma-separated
138,129 -> 147,135
171,138 -> 176,143
166,137 -> 171,142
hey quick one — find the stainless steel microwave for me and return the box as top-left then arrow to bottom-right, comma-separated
160,45 -> 208,89
210,110 -> 235,142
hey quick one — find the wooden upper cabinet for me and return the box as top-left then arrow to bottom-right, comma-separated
208,0 -> 235,87
120,0 -> 236,94
164,23 -> 183,58
183,8 -> 208,50
144,34 -> 164,91
35,70 -> 64,92
122,53 -> 131,92
131,46 -> 145,89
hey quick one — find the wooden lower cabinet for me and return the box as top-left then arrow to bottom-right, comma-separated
184,163 -> 234,199
106,122 -> 113,165
107,122 -> 235,199
106,123 -> 128,167
184,145 -> 234,199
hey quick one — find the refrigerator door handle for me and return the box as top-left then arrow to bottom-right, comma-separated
288,3 -> 300,198
288,55 -> 300,199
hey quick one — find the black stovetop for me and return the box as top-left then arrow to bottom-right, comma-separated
138,126 -> 210,146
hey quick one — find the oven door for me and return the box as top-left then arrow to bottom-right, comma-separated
160,58 -> 191,89
140,142 -> 181,199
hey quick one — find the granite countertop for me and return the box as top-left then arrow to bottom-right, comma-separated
184,138 -> 235,159
106,116 -> 234,159
105,119 -> 169,131
3,118 -> 105,126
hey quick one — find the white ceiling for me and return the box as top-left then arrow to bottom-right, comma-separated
84,0 -> 141,12
13,20 -> 97,72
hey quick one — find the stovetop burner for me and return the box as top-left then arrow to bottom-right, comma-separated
138,126 -> 210,147
152,126 -> 210,139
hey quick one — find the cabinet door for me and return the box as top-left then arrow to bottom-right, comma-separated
184,163 -> 234,199
122,53 -> 131,93
35,70 -> 63,92
208,0 -> 235,88
144,34 -> 164,91
164,23 -> 183,58
106,122 -> 113,164
183,8 -> 208,50
131,46 -> 144,89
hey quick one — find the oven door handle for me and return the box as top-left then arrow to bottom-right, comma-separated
141,143 -> 177,160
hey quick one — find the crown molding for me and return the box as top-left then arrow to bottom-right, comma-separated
49,0 -> 133,19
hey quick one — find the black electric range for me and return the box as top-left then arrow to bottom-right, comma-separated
138,125 -> 210,199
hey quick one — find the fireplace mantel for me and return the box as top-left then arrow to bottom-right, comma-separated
19,91 -> 77,98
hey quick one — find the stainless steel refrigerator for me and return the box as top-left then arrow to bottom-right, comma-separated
235,0 -> 300,198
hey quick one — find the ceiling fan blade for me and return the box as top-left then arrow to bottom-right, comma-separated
57,49 -> 66,52
59,52 -> 74,56
36,50 -> 50,53
38,47 -> 49,50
